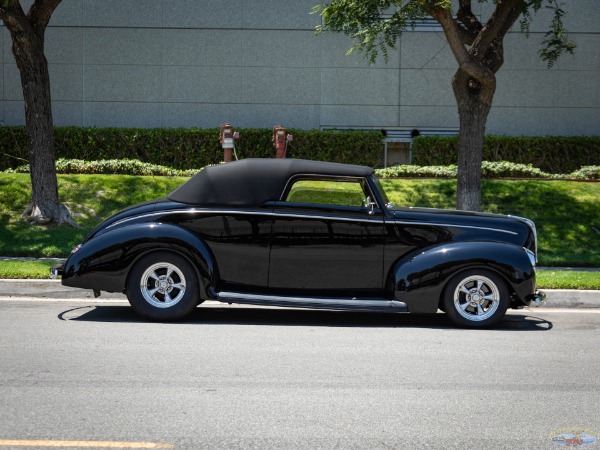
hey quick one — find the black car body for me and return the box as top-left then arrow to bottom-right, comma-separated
56,158 -> 545,327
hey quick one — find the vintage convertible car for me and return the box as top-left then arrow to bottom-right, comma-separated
54,158 -> 545,327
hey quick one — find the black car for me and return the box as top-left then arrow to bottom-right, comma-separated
54,158 -> 545,327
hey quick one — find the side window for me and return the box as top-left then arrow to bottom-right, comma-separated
285,179 -> 368,207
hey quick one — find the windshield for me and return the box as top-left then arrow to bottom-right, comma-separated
371,175 -> 393,208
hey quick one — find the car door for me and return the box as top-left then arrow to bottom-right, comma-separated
175,207 -> 273,290
268,176 -> 386,293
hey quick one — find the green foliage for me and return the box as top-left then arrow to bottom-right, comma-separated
480,161 -> 552,179
412,136 -> 600,174
520,1 -> 576,68
376,161 -> 600,180
314,1 -> 430,64
7,159 -> 201,177
315,0 -> 575,67
569,166 -> 600,181
377,164 -> 458,178
537,2 -> 577,67
0,127 -> 384,171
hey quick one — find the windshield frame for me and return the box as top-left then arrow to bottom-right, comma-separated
370,174 -> 392,208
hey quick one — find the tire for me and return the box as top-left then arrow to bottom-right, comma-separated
126,251 -> 200,321
442,269 -> 509,328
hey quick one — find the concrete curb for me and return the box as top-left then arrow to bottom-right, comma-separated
538,289 -> 600,308
0,279 -> 598,308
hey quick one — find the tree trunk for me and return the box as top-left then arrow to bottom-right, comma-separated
452,68 -> 495,211
10,22 -> 76,226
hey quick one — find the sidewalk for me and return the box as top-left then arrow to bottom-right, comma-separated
0,279 -> 598,308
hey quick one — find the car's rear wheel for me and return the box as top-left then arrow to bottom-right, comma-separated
126,251 -> 199,321
442,269 -> 509,328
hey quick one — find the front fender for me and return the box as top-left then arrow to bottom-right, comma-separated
62,223 -> 217,298
387,241 -> 536,313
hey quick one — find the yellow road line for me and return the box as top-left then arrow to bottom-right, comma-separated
0,440 -> 173,448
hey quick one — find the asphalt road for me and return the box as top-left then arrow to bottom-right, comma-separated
1,299 -> 600,449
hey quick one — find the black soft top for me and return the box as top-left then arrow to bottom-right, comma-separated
167,158 -> 374,207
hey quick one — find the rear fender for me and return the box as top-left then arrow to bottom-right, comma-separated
62,223 -> 217,298
387,241 -> 536,313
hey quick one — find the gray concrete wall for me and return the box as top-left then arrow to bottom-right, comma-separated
1,0 -> 598,135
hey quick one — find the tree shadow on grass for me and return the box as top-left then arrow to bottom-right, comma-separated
0,174 -> 183,257
482,180 -> 600,266
381,179 -> 457,209
381,178 -> 599,265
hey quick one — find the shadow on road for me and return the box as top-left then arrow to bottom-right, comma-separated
58,305 -> 553,331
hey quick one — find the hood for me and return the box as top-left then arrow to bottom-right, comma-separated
390,206 -> 537,255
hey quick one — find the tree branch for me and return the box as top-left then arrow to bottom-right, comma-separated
457,0 -> 482,35
28,0 -> 62,29
28,0 -> 62,37
430,6 -> 494,84
0,2 -> 32,39
0,0 -> 20,16
471,0 -> 525,61
455,21 -> 476,46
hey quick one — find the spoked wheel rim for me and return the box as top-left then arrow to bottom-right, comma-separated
453,275 -> 500,322
140,262 -> 187,308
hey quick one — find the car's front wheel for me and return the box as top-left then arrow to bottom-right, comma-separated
126,251 -> 199,321
442,269 -> 509,328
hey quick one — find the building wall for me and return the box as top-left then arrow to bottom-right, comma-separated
1,0 -> 598,135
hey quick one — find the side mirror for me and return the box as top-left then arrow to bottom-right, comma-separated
365,196 -> 377,215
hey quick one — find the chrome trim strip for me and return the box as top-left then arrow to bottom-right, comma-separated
273,212 -> 384,224
217,291 -> 407,310
106,208 -> 386,229
107,208 -> 518,235
106,209 -> 276,229
393,220 -> 519,236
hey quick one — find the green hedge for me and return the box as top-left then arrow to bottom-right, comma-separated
3,127 -> 598,174
0,127 -> 384,171
412,135 -> 600,173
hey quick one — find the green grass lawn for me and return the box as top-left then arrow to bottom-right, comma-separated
380,178 -> 600,267
535,270 -> 600,290
0,173 -> 185,257
1,174 -> 599,267
0,260 -> 57,279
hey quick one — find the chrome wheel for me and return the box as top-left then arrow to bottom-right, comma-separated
127,251 -> 199,321
453,275 -> 500,322
140,262 -> 186,308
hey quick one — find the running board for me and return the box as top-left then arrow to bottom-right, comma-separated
216,291 -> 408,312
